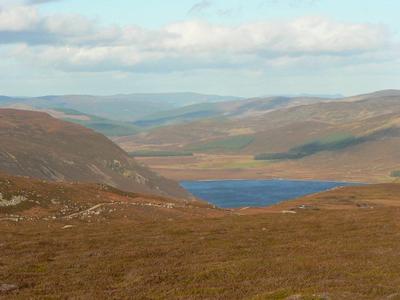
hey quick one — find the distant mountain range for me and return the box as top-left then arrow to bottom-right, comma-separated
259,93 -> 344,99
0,93 -> 242,121
0,92 -> 243,137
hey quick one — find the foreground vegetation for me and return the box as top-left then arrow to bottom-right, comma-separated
4,183 -> 400,299
2,207 -> 400,299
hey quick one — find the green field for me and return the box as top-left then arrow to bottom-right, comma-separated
52,107 -> 140,137
391,170 -> 400,178
65,118 -> 139,137
134,103 -> 221,127
129,150 -> 194,157
255,133 -> 362,160
188,135 -> 254,152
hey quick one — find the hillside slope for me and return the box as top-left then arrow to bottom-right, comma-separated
120,90 -> 400,154
0,173 -> 219,222
0,109 -> 190,199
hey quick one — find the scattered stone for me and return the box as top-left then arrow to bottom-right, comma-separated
314,293 -> 331,300
357,203 -> 373,209
0,193 -> 28,207
62,225 -> 75,229
0,283 -> 18,293
0,217 -> 20,222
285,295 -> 302,300
285,293 -> 330,300
298,204 -> 319,210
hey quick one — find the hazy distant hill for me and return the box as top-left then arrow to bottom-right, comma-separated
0,93 -> 241,121
133,95 -> 342,128
2,105 -> 140,137
0,109 -> 190,199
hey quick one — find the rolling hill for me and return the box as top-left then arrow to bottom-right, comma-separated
0,93 -> 342,135
0,109 -> 190,199
116,90 -> 400,182
132,95 -> 343,128
121,90 -> 400,152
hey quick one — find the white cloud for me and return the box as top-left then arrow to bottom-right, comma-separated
0,4 -> 395,73
0,5 -> 39,31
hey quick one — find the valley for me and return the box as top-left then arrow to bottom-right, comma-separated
2,90 -> 400,299
1,1 -> 400,298
114,90 -> 400,184
5,89 -> 400,186
132,152 -> 397,183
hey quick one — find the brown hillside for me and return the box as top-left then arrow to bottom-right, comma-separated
0,109 -> 190,199
3,183 -> 400,298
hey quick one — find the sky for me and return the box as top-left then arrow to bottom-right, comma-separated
0,0 -> 399,97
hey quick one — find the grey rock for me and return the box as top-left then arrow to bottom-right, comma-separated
0,283 -> 18,293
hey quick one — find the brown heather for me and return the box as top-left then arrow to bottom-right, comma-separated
2,179 -> 400,299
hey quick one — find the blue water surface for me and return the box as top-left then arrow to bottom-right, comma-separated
180,179 -> 360,208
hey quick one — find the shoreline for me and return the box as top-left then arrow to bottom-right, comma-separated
180,178 -> 368,184
132,154 -> 395,185
150,167 -> 381,184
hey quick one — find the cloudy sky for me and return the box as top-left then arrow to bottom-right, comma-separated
0,0 -> 399,97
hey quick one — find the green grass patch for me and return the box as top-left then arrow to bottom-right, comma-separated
255,133 -> 363,160
138,103 -> 220,121
317,132 -> 355,144
134,103 -> 221,127
188,135 -> 254,152
64,118 -> 139,137
53,107 -> 85,115
129,150 -> 193,157
391,171 -> 400,178
49,107 -> 140,137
